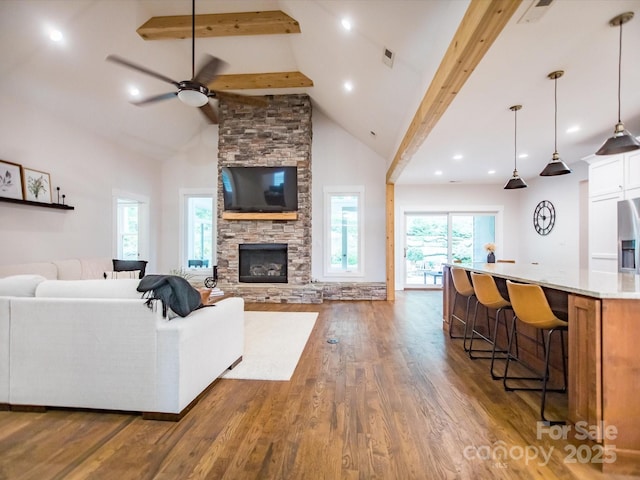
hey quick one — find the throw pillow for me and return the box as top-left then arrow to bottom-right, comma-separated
0,274 -> 47,297
104,270 -> 140,280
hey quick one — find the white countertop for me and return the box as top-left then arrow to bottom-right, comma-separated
444,262 -> 640,300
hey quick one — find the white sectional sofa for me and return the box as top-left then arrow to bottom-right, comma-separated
0,275 -> 244,420
0,257 -> 114,280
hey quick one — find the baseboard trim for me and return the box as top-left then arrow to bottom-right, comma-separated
229,355 -> 243,370
10,405 -> 47,413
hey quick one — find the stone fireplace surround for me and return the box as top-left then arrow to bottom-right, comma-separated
215,94 -> 385,303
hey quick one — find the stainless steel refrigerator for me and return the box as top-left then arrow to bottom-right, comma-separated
618,198 -> 640,273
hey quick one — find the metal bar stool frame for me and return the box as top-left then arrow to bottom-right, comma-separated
503,280 -> 568,425
448,268 -> 478,351
468,273 -> 516,379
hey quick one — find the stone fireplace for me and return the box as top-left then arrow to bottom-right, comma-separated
215,93 -> 386,303
239,243 -> 287,283
215,94 -> 318,302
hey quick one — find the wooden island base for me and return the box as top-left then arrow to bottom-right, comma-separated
442,264 -> 640,476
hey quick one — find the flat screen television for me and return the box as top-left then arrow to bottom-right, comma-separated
221,166 -> 298,212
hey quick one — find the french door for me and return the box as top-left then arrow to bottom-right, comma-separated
404,212 -> 496,288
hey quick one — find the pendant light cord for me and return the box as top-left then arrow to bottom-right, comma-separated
554,76 -> 558,153
514,108 -> 518,171
617,20 -> 623,123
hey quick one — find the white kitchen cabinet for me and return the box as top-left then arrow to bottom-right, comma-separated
625,150 -> 640,195
587,150 -> 639,272
588,154 -> 623,197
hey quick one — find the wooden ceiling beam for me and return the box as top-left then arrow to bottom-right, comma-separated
137,10 -> 301,40
208,71 -> 313,91
386,0 -> 522,183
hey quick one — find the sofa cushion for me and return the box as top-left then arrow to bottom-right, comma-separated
35,279 -> 142,299
80,258 -> 113,280
52,259 -> 82,280
0,275 -> 47,297
0,263 -> 57,280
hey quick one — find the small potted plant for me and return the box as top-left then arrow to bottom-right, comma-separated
484,243 -> 496,263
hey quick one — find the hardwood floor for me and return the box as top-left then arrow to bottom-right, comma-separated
0,291 -> 632,479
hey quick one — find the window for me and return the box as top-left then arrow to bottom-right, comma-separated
180,189 -> 214,271
404,211 -> 497,288
324,186 -> 364,277
117,199 -> 139,260
113,190 -> 149,261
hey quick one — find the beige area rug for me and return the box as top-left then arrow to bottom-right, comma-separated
221,311 -> 318,381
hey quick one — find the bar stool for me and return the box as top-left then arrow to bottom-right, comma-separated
469,273 -> 514,379
504,280 -> 568,424
449,267 -> 477,349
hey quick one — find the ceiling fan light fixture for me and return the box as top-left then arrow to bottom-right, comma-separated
504,104 -> 527,190
596,12 -> 640,156
541,70 -> 572,176
178,88 -> 208,107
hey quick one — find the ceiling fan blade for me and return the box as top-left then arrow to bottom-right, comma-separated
199,102 -> 219,124
193,54 -> 227,86
132,91 -> 177,106
213,91 -> 269,108
106,55 -> 180,87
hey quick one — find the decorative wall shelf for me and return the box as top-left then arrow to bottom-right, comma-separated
0,197 -> 74,210
222,211 -> 296,220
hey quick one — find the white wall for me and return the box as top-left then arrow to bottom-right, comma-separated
158,127 -> 219,274
311,109 -> 388,282
393,162 -> 589,289
518,160 -> 589,269
0,95 -> 162,267
394,184 -> 523,289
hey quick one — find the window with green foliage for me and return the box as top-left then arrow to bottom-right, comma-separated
405,212 -> 496,286
113,191 -> 149,262
325,187 -> 364,277
180,190 -> 214,271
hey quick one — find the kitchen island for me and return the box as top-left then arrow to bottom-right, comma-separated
442,262 -> 640,476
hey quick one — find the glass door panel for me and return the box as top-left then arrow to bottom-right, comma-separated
405,214 -> 448,286
404,212 -> 496,288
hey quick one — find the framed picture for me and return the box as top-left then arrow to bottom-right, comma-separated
23,168 -> 52,203
0,160 -> 24,200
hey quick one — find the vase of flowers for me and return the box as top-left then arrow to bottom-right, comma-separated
484,243 -> 496,263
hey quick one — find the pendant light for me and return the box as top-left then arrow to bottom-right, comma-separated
596,12 -> 640,155
540,70 -> 572,176
504,105 -> 527,189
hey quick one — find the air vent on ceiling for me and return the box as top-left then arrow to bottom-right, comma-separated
382,47 -> 394,68
517,0 -> 555,24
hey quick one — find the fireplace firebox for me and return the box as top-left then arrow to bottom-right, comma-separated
239,243 -> 288,283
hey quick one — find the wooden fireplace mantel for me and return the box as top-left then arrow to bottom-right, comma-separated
222,212 -> 297,221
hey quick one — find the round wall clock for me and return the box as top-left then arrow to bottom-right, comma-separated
533,200 -> 555,235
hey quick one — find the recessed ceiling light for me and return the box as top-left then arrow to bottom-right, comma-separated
47,27 -> 63,43
519,153 -> 528,159
488,170 -> 496,175
128,86 -> 140,97
343,81 -> 353,92
341,18 -> 352,31
566,125 -> 580,133
453,154 -> 463,160
435,170 -> 443,176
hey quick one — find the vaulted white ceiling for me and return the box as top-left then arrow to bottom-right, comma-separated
1,0 -> 639,186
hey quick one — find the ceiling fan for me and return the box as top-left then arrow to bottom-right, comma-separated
106,0 -> 264,124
